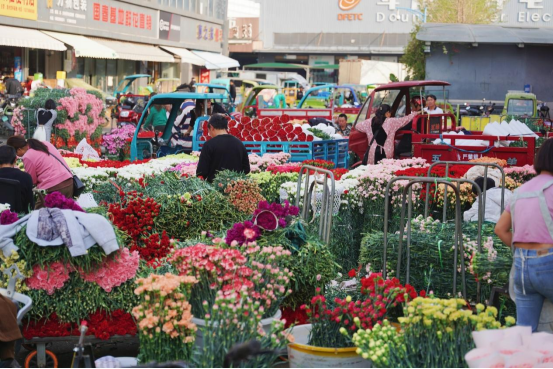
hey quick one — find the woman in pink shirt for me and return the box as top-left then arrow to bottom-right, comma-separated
355,100 -> 421,165
6,136 -> 73,209
495,138 -> 553,331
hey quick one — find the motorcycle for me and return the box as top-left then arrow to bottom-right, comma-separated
115,95 -> 148,127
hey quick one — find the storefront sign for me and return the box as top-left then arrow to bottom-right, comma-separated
229,18 -> 258,40
42,0 -> 157,39
159,11 -> 181,42
337,0 -> 362,20
0,0 -> 37,20
200,68 -> 210,84
196,24 -> 223,43
180,17 -> 223,53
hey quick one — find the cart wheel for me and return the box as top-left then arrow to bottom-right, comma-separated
24,350 -> 58,368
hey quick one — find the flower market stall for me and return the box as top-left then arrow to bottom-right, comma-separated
11,88 -> 106,151
1,145 -> 549,367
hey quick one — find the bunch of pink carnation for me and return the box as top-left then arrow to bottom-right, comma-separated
249,153 -> 291,173
169,244 -> 253,316
242,244 -> 293,317
168,162 -> 198,178
80,248 -> 140,292
56,88 -> 104,136
26,262 -> 73,295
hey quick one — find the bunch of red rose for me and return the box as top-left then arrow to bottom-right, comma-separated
108,191 -> 161,239
199,115 -> 317,143
22,310 -> 136,340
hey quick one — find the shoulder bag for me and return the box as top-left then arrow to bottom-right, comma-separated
50,154 -> 85,198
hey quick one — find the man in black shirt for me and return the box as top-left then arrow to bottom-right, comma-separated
196,114 -> 250,182
0,145 -> 34,212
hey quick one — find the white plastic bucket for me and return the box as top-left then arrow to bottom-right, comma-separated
193,309 -> 282,350
287,324 -> 372,368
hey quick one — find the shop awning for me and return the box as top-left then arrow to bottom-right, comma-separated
43,32 -> 117,59
89,38 -> 175,63
159,46 -> 206,66
191,50 -> 240,70
0,25 -> 66,51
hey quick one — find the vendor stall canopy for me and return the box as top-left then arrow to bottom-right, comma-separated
417,23 -> 553,45
192,50 -> 240,70
0,25 -> 66,51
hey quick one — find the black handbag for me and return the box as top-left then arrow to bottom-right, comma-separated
51,154 -> 85,198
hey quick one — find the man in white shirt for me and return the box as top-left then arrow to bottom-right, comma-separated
424,94 -> 444,114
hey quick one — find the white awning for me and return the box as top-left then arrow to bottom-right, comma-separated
191,50 -> 240,70
42,31 -> 117,59
89,38 -> 175,63
0,25 -> 66,51
159,46 -> 206,66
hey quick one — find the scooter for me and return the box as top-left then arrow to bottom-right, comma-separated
116,96 -> 148,127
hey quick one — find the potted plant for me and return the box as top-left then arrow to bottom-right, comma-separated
287,272 -> 420,368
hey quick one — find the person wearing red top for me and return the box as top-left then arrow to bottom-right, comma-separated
6,136 -> 73,209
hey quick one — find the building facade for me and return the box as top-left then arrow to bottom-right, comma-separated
420,0 -> 553,102
0,0 -> 235,94
228,0 -> 420,83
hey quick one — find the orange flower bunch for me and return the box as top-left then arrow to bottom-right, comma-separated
224,179 -> 266,214
469,157 -> 508,168
132,273 -> 198,363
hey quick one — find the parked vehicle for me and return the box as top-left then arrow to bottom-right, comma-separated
210,78 -> 268,107
110,74 -> 152,125
194,83 -> 236,113
154,78 -> 181,93
502,91 -> 537,118
234,84 -> 362,123
349,80 -> 546,167
130,91 -> 226,161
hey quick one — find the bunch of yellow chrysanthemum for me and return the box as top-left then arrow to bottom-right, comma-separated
345,297 -> 515,368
